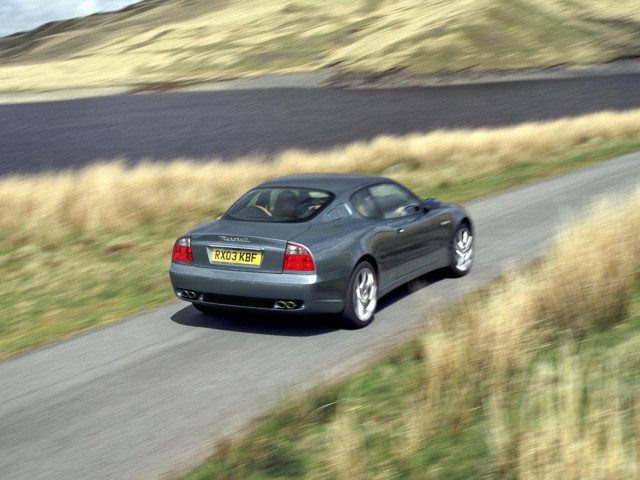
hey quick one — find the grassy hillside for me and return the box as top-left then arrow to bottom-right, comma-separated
0,0 -> 638,91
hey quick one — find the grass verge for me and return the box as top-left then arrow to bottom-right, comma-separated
181,186 -> 640,479
0,109 -> 639,359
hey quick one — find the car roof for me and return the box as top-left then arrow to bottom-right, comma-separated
256,173 -> 391,195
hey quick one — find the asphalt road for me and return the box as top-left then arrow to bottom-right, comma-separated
1,73 -> 639,175
0,152 -> 639,479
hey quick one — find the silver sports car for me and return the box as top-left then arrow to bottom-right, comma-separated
170,174 -> 473,328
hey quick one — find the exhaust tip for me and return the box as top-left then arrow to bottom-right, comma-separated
274,299 -> 299,310
181,289 -> 198,300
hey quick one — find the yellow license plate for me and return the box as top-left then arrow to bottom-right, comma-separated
211,248 -> 263,265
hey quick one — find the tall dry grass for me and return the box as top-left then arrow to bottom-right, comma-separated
326,407 -> 367,480
1,109 -> 639,244
322,186 -> 640,478
417,188 -> 640,475
506,344 -> 639,480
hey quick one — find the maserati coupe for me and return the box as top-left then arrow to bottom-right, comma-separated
170,174 -> 473,328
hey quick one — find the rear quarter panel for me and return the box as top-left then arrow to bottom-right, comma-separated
292,213 -> 371,294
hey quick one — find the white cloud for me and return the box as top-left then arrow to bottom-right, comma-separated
76,1 -> 101,17
0,0 -> 135,37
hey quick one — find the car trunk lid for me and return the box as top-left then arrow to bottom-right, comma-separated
189,219 -> 310,273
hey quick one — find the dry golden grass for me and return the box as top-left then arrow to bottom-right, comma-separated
1,108 -> 639,245
326,407 -> 367,480
511,345 -> 639,480
0,0 -> 638,91
412,187 -> 640,475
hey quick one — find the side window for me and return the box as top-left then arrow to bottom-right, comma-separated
351,188 -> 383,219
369,183 -> 420,219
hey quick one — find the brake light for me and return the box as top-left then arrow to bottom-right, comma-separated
172,236 -> 193,263
283,243 -> 315,271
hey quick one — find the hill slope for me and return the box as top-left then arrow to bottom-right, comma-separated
0,0 -> 638,91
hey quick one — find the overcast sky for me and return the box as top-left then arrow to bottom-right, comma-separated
0,0 -> 136,37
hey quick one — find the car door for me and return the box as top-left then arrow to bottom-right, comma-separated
355,183 -> 443,285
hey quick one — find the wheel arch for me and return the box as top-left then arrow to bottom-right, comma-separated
356,254 -> 378,276
459,216 -> 473,232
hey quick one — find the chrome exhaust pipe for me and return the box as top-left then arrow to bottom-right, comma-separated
182,290 -> 198,300
275,300 -> 298,309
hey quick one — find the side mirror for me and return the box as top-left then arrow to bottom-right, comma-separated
423,198 -> 441,212
401,204 -> 421,215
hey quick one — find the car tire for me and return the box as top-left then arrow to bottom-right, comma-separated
341,261 -> 378,329
192,303 -> 217,315
448,222 -> 474,277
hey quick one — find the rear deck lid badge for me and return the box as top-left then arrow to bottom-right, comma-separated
219,235 -> 250,243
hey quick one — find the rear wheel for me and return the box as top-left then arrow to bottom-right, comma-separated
448,223 -> 474,277
341,261 -> 377,329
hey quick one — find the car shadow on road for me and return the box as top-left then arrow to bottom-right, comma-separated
170,269 -> 450,336
170,306 -> 341,337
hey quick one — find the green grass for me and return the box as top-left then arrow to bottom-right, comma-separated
0,134 -> 638,360
0,225 -> 180,357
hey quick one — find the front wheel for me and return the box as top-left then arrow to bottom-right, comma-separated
448,223 -> 474,277
341,261 -> 378,329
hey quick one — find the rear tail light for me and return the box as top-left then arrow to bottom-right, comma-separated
283,242 -> 315,271
172,236 -> 193,263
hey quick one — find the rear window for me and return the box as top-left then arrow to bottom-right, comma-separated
224,188 -> 334,222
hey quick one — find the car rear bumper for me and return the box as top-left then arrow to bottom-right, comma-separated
169,262 -> 345,314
